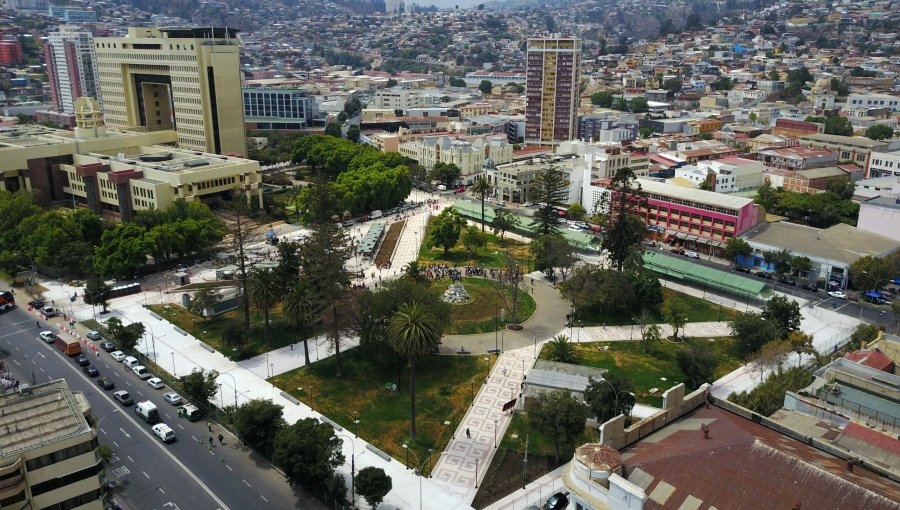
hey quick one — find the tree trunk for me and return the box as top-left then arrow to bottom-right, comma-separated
302,333 -> 310,367
409,357 -> 417,442
263,308 -> 269,347
332,303 -> 342,377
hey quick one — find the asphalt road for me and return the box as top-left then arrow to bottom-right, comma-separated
0,306 -> 324,510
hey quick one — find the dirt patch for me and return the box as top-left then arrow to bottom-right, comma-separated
471,449 -> 563,509
374,221 -> 405,267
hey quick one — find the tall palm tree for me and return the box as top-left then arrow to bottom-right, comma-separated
402,260 -> 426,285
282,277 -> 321,367
246,268 -> 281,347
471,176 -> 493,233
388,301 -> 441,442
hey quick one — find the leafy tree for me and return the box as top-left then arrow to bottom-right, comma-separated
764,249 -> 793,275
730,312 -> 779,356
93,223 -> 151,279
470,176 -> 493,232
461,226 -> 487,255
448,76 -> 466,87
84,278 -> 111,313
526,389 -> 587,462
225,193 -> 257,325
272,418 -> 345,487
388,301 -> 442,442
729,367 -> 814,416
355,466 -> 392,508
723,238 -> 752,264
221,318 -> 249,349
767,69 -> 781,81
590,91 -> 613,107
529,165 -> 569,237
791,255 -> 812,274
346,124 -> 360,143
325,121 -> 343,138
630,270 -> 663,313
546,334 -> 577,363
274,241 -> 302,291
662,297 -> 690,339
786,331 -> 815,367
600,166 -> 646,272
849,323 -> 880,346
493,251 -> 528,328
639,127 -> 654,139
761,295 -> 801,335
428,162 -> 461,185
583,373 -> 635,422
179,368 -> 219,407
560,264 -> 637,317
849,255 -> 891,291
758,339 -> 792,375
530,234 -> 576,283
712,77 -> 734,90
629,96 -> 649,113
824,116 -> 853,136
567,203 -> 586,221
491,208 -> 520,240
187,287 -> 220,320
282,278 -> 322,367
677,341 -> 718,387
641,323 -> 662,354
478,79 -> 493,94
427,209 -> 466,254
247,268 -> 281,346
662,78 -> 681,93
761,24 -> 776,35
104,317 -> 145,353
231,399 -> 286,458
866,124 -> 894,141
612,97 -> 629,111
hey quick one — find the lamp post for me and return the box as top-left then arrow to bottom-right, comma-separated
402,445 -> 443,510
493,419 -> 497,448
475,457 -> 479,488
597,377 -> 635,418
94,409 -> 119,431
171,352 -> 176,377
23,352 -> 44,385
338,434 -> 357,507
216,373 -> 239,406
533,336 -> 537,357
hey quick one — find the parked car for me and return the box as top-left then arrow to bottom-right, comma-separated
74,354 -> 91,367
670,248 -> 685,255
113,390 -> 133,406
39,331 -> 55,343
779,275 -> 797,286
100,341 -> 116,352
683,251 -> 699,259
177,404 -> 202,421
522,202 -> 534,207
733,266 -> 751,274
163,392 -> 183,405
27,299 -> 44,308
97,377 -> 115,390
86,331 -> 103,341
132,366 -> 152,379
40,306 -> 57,317
147,377 -> 165,389
494,200 -> 505,207
454,186 -> 466,193
544,492 -> 569,510
828,290 -> 847,299
110,351 -> 127,362
152,423 -> 176,443
83,365 -> 100,377
755,271 -> 773,279
800,283 -> 818,292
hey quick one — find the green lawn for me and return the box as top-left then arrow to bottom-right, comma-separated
431,278 -> 536,334
272,348 -> 490,476
419,219 -> 531,269
542,337 -> 744,407
148,304 -> 305,361
576,288 -> 737,327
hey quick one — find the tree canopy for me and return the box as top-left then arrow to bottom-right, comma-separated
529,165 -> 569,237
753,182 -> 858,228
526,389 -> 587,462
428,209 -> 467,253
272,418 -> 345,488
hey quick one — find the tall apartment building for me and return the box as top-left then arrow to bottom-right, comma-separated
524,35 -> 582,146
0,380 -> 104,510
44,26 -> 100,114
95,27 -> 246,156
0,38 -> 23,65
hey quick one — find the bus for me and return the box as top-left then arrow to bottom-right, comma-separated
0,290 -> 14,312
54,335 -> 81,356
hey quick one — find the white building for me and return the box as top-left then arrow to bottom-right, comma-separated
373,87 -> 429,111
673,157 -> 766,193
867,151 -> 900,177
557,140 -> 651,180
857,195 -> 900,242
847,93 -> 900,112
44,26 -> 100,114
398,135 -> 513,184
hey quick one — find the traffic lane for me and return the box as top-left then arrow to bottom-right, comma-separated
0,308 -> 229,510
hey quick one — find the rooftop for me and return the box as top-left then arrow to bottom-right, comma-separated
744,222 -> 899,264
800,133 -> 891,148
636,178 -> 755,209
862,196 -> 900,211
0,380 -> 90,457
758,145 -> 836,159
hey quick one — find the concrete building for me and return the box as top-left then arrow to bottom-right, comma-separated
0,39 -> 23,65
577,114 -> 638,143
373,87 -> 428,111
242,88 -> 318,130
847,93 -> 900,112
462,71 -> 527,87
797,133 -> 900,171
0,380 -> 104,510
673,157 -> 766,193
95,27 -> 247,156
44,26 -> 100,115
765,166 -> 851,194
524,35 -> 581,146
757,145 -> 838,170
47,5 -> 97,22
557,140 -> 650,180
867,151 -> 900,178
857,195 -> 900,242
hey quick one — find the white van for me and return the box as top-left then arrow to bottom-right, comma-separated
437,184 -> 447,191
370,210 -> 383,219
123,356 -> 139,369
152,423 -> 176,443
135,401 -> 159,423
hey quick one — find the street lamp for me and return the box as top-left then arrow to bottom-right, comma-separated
22,352 -> 44,385
402,445 -> 443,510
493,419 -> 498,448
171,352 -> 176,377
338,434 -> 358,507
597,377 -> 635,418
93,409 -> 119,431
216,372 -> 239,407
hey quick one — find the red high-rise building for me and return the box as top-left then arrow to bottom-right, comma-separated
0,39 -> 23,65
524,36 -> 582,147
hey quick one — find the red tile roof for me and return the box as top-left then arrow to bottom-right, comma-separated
844,349 -> 894,372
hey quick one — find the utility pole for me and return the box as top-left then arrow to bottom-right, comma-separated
522,433 -> 529,489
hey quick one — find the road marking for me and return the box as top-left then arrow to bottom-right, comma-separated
159,487 -> 166,495
119,428 -> 131,439
142,471 -> 150,479
177,423 -> 184,430
99,427 -> 107,435
225,465 -> 232,471
242,479 -> 251,488
112,466 -> 130,478
127,455 -> 134,463
191,435 -> 198,442
113,441 -> 119,448
125,381 -> 131,386
260,495 -> 268,502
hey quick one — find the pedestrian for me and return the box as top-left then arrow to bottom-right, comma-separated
207,422 -> 212,432
466,428 -> 471,439
218,434 -> 224,445
36,320 -> 39,328
290,343 -> 293,351
209,436 -> 213,446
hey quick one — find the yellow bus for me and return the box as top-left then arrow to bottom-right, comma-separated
54,335 -> 81,356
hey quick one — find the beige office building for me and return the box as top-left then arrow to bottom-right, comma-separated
95,27 -> 247,156
0,380 -> 104,510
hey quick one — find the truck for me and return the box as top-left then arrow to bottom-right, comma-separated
152,423 -> 176,443
135,401 -> 159,423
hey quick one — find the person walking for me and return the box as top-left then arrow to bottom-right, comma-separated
218,434 -> 224,445
466,428 -> 471,439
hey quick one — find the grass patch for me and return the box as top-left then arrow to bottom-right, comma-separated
148,303 -> 305,361
272,348 -> 491,476
576,288 -> 737,327
431,278 -> 536,334
419,218 -> 531,269
544,337 -> 744,407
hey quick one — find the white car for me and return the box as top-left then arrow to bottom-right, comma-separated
828,290 -> 847,299
163,392 -> 182,405
132,366 -> 152,379
152,423 -> 175,443
147,377 -> 164,389
291,233 -> 308,242
683,251 -> 700,259
39,331 -> 55,343
40,306 -> 57,317
110,351 -> 126,362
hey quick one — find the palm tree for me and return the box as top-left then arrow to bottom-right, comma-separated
282,277 -> 321,367
402,260 -> 426,285
246,268 -> 281,347
471,176 -> 493,233
546,335 -> 577,363
388,301 -> 442,442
